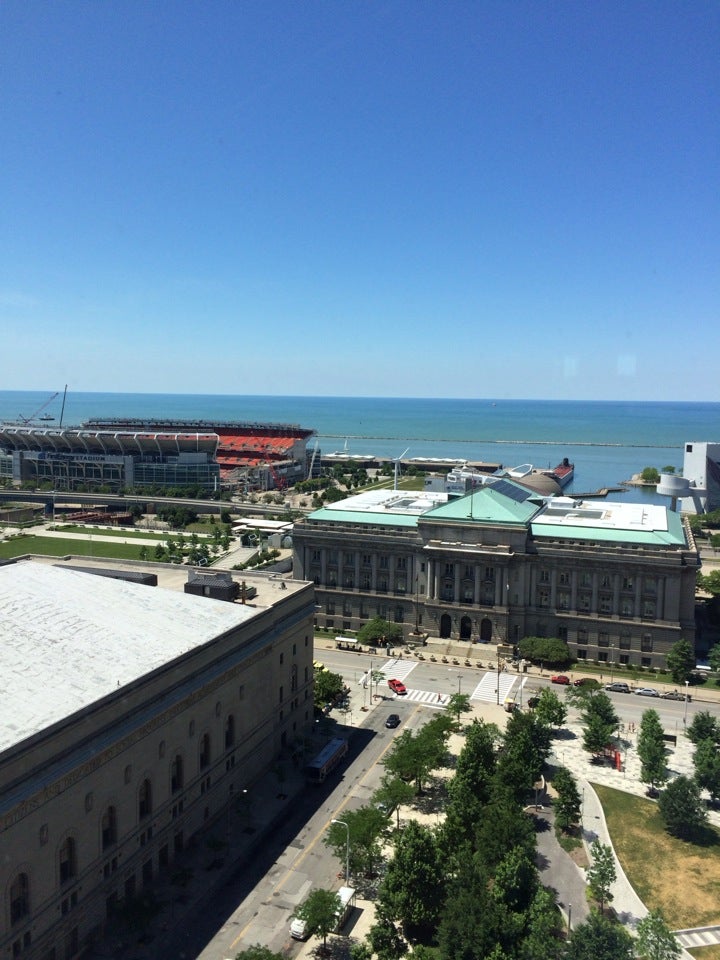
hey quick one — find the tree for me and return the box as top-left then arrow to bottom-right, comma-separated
709,642 -> 720,672
533,688 -> 567,731
372,776 -> 415,830
379,820 -> 445,941
496,711 -> 551,803
234,947 -> 285,960
367,913 -> 407,960
641,467 -> 660,484
445,691 -> 472,728
292,888 -> 341,949
694,737 -> 720,804
517,636 -> 571,666
314,670 -> 345,710
658,775 -> 708,840
357,616 -> 404,647
586,840 -> 616,914
636,909 -> 682,960
579,691 -> 618,756
687,710 -> 720,745
553,767 -> 582,834
475,784 -> 537,871
566,911 -> 634,960
383,716 -> 451,795
665,639 -> 695,683
438,858 -> 505,960
637,709 -> 668,794
324,806 -> 387,879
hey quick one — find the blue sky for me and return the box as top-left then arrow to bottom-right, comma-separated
1,1 -> 718,400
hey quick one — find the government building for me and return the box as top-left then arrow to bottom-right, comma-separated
292,481 -> 699,668
0,560 -> 314,959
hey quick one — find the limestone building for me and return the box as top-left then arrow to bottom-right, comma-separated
292,482 -> 699,668
0,560 -> 314,959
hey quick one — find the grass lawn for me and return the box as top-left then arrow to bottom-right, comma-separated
594,783 -> 720,929
689,948 -> 720,959
0,535 -> 149,562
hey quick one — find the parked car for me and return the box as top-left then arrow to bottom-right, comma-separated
662,690 -> 692,702
385,713 -> 401,728
574,677 -> 600,688
635,687 -> 660,697
388,678 -> 407,695
551,674 -> 570,685
605,681 -> 631,693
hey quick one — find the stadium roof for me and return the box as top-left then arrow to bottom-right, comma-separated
0,562 -> 257,754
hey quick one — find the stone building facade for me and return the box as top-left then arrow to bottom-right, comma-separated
0,562 -> 315,959
292,483 -> 699,669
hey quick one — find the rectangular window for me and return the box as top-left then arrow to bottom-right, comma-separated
539,569 -> 550,583
361,554 -> 371,566
537,589 -> 550,608
444,563 -> 454,577
599,595 -> 612,614
578,594 -> 591,611
580,572 -> 592,587
598,651 -> 608,663
344,552 -> 354,564
559,571 -> 570,586
619,654 -> 629,665
326,601 -> 335,615
621,599 -> 634,617
484,566 -> 495,581
576,649 -> 587,660
601,574 -> 611,588
577,628 -> 588,643
622,576 -> 634,591
379,556 -> 389,569
394,607 -> 404,623
643,601 -> 656,619
557,592 -> 570,610
641,634 -> 653,653
397,557 -> 407,571
598,633 -> 610,647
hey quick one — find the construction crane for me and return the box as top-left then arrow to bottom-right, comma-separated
18,391 -> 59,424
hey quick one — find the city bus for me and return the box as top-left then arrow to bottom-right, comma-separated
305,737 -> 348,784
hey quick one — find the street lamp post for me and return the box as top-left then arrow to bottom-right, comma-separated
567,903 -> 572,939
684,680 -> 690,726
331,819 -> 350,885
610,646 -> 614,683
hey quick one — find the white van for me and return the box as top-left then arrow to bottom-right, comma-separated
290,887 -> 356,940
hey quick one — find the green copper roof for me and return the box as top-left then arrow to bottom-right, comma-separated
423,482 -> 542,525
305,506 -> 420,527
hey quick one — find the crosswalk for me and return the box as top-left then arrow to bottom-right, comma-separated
366,658 -> 530,708
675,927 -> 720,950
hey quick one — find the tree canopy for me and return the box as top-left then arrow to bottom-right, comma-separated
636,909 -> 682,960
637,709 -> 668,793
586,840 -> 616,913
665,639 -> 695,683
292,888 -> 342,948
517,636 -> 571,666
658,775 -> 708,840
357,616 -> 404,646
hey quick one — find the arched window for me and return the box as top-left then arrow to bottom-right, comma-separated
101,806 -> 117,850
199,733 -> 210,770
59,837 -> 77,885
224,716 -> 235,750
171,754 -> 183,794
138,779 -> 152,820
10,872 -> 29,925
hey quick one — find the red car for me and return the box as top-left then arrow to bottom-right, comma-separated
550,674 -> 570,685
388,678 -> 407,695
574,677 -> 600,688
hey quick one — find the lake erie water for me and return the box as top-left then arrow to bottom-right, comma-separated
2,391 -> 718,505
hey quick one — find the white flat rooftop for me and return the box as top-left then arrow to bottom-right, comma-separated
538,498 -> 669,532
0,562 -> 258,754
324,488 -> 448,516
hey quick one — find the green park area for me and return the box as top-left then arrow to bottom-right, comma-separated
0,534 -> 148,562
52,524 -> 170,540
596,783 -> 720,930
